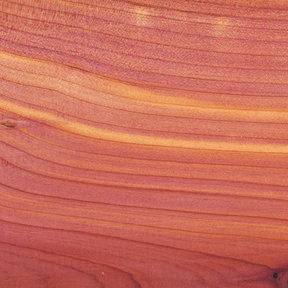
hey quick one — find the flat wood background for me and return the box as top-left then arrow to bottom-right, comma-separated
0,0 -> 288,287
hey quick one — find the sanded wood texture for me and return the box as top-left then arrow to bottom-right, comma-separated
0,0 -> 288,287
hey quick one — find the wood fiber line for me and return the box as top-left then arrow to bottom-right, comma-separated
0,0 -> 288,287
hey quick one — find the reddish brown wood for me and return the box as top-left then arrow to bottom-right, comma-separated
0,0 -> 288,287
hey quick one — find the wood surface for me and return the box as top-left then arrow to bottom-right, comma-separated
0,0 -> 288,287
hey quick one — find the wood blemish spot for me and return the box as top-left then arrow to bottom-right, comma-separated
273,270 -> 288,287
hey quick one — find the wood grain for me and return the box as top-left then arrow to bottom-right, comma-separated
0,0 -> 288,287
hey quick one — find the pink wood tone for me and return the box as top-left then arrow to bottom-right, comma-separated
0,0 -> 288,287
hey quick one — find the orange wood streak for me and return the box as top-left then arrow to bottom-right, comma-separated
0,0 -> 288,287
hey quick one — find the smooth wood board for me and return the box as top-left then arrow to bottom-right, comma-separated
0,0 -> 288,287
